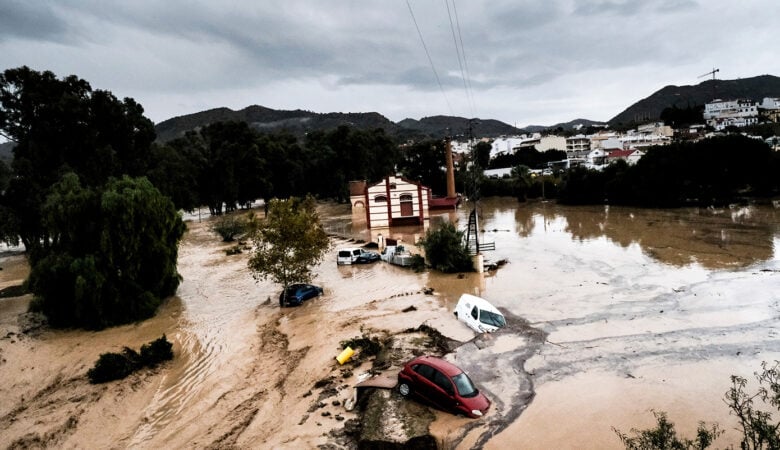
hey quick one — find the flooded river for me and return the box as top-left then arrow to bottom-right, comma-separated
322,198 -> 780,449
1,198 -> 778,449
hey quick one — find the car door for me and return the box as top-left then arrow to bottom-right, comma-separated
466,305 -> 481,332
428,368 -> 457,412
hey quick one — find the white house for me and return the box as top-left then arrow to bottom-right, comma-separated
703,99 -> 759,130
352,176 -> 431,229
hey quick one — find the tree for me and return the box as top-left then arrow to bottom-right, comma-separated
725,361 -> 780,450
613,410 -> 721,450
247,196 -> 330,305
418,222 -> 474,273
473,141 -> 492,169
27,174 -> 185,329
0,66 -> 156,254
616,361 -> 780,450
398,140 -> 448,195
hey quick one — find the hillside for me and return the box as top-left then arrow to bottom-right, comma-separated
155,106 -> 525,143
154,75 -> 780,142
609,74 -> 780,126
396,115 -> 522,139
154,105 -> 401,142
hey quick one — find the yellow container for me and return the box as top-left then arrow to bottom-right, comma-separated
336,346 -> 355,365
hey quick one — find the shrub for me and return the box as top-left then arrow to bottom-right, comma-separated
139,334 -> 174,368
87,348 -> 141,384
87,335 -> 173,384
210,214 -> 249,242
417,222 -> 474,273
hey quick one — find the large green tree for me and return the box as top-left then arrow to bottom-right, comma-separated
0,66 -> 156,255
247,196 -> 329,304
28,174 -> 185,329
398,139 -> 447,195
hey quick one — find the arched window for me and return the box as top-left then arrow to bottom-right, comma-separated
374,195 -> 387,203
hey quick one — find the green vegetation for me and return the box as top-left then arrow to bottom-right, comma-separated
27,175 -> 184,329
247,196 -> 330,301
614,410 -> 721,450
558,135 -> 780,207
417,222 -> 474,273
210,213 -> 252,242
616,361 -> 780,450
87,335 -> 174,384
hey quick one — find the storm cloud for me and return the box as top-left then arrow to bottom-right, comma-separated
0,0 -> 777,127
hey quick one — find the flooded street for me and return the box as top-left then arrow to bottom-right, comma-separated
1,198 -> 779,448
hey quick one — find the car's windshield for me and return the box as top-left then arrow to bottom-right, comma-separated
479,310 -> 506,328
452,373 -> 478,398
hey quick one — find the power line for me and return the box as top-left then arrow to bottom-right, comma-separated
444,0 -> 471,117
449,0 -> 477,117
406,0 -> 454,116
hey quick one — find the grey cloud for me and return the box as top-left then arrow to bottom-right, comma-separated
0,1 -> 71,42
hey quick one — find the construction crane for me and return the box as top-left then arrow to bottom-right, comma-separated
699,68 -> 719,80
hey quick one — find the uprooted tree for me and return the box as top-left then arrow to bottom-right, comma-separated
247,196 -> 330,303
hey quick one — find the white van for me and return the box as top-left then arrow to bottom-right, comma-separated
453,294 -> 506,333
337,248 -> 362,265
337,247 -> 380,265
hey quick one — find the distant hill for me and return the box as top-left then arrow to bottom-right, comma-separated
524,118 -> 607,133
153,74 -> 780,142
155,106 -> 526,143
155,105 -> 402,142
397,115 -> 522,139
609,74 -> 780,126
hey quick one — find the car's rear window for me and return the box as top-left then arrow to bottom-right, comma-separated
338,251 -> 352,257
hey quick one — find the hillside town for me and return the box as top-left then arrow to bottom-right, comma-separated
452,96 -> 780,175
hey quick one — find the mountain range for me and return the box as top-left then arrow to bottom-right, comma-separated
2,75 -> 779,161
154,75 -> 779,142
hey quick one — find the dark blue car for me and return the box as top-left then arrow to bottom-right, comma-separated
279,283 -> 323,307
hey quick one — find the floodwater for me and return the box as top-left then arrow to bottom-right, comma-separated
0,198 -> 778,449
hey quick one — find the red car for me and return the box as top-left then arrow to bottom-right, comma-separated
397,355 -> 490,418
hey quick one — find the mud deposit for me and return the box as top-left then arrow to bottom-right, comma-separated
1,199 -> 779,449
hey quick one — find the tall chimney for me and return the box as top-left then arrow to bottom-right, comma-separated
445,138 -> 456,199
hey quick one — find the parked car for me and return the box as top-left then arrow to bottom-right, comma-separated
397,355 -> 491,418
279,283 -> 323,307
453,294 -> 506,333
337,247 -> 380,265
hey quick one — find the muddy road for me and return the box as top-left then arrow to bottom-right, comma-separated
0,199 -> 778,449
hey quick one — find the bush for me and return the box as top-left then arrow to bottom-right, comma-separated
87,335 -> 173,384
139,334 -> 174,367
210,214 -> 249,242
616,361 -> 780,449
614,410 -> 721,450
417,222 -> 474,273
87,348 -> 141,384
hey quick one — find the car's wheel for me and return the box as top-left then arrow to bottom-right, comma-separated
398,382 -> 411,397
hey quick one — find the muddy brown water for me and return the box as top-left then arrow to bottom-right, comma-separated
1,199 -> 778,449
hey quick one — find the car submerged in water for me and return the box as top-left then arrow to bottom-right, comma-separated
279,283 -> 323,307
397,355 -> 491,418
453,294 -> 506,333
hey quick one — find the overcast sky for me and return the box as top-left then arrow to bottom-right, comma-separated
1,1 -> 778,128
